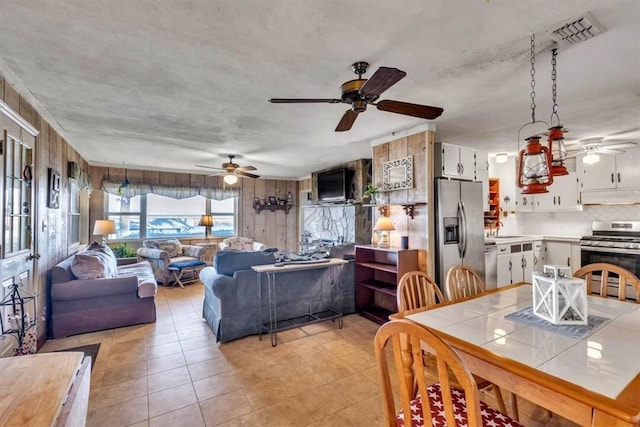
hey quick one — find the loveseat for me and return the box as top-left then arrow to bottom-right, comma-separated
136,239 -> 205,284
199,245 -> 355,342
49,242 -> 157,339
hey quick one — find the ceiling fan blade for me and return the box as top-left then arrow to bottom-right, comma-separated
269,98 -> 343,104
237,165 -> 257,171
599,148 -> 624,155
235,170 -> 260,179
359,67 -> 406,99
196,164 -> 223,171
376,100 -> 444,120
335,109 -> 359,132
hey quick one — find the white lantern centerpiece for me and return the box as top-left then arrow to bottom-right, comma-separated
532,265 -> 588,325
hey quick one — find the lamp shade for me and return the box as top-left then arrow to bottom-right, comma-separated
374,216 -> 395,231
198,214 -> 214,227
93,219 -> 116,235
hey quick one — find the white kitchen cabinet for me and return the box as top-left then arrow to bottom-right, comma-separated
496,157 -> 517,212
435,142 -> 476,181
534,173 -> 579,211
477,169 -> 490,211
532,240 -> 545,272
578,147 -> 640,191
516,193 -> 535,212
545,240 -> 581,273
475,150 -> 489,172
496,242 -> 534,286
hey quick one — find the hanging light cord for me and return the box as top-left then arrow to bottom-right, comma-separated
518,33 -> 549,145
550,48 -> 560,126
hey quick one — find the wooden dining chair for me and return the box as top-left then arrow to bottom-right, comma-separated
374,319 -> 524,427
445,265 -> 486,301
396,270 -> 515,420
397,271 -> 445,312
574,262 -> 640,302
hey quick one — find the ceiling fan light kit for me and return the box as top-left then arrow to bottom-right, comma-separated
196,155 -> 259,184
269,61 -> 443,132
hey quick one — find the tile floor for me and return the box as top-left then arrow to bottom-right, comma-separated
40,282 -> 578,426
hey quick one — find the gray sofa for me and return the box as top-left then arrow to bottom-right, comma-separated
50,243 -> 157,339
199,246 -> 355,342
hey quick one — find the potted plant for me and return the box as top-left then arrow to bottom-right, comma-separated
364,183 -> 379,205
111,242 -> 137,259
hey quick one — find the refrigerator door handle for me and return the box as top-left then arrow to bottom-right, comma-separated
458,200 -> 468,259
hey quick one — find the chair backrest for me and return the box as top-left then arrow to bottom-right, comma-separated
374,319 -> 482,427
397,271 -> 444,313
573,262 -> 640,302
445,265 -> 486,301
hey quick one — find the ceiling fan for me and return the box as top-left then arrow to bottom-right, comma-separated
566,137 -> 638,164
196,155 -> 259,183
269,61 -> 444,132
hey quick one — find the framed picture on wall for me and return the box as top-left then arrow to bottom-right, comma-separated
48,168 -> 61,209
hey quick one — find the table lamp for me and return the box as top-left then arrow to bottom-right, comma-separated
198,214 -> 214,239
93,219 -> 116,244
374,216 -> 395,248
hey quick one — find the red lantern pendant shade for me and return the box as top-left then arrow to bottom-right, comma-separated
516,136 -> 554,194
548,126 -> 569,176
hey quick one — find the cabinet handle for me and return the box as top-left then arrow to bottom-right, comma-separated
618,172 -> 621,183
522,257 -> 527,269
558,196 -> 561,205
567,257 -> 570,267
460,163 -> 464,175
508,260 -> 512,272
553,196 -> 556,205
534,255 -> 538,266
611,173 -> 614,183
523,197 -> 527,206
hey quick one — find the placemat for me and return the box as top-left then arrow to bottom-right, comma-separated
504,307 -> 610,339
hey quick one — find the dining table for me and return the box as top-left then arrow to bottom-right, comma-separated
397,282 -> 640,426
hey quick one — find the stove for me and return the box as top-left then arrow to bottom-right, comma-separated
581,221 -> 640,252
580,221 -> 640,300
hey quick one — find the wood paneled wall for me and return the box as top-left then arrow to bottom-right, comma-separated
90,167 -> 299,250
1,73 -> 91,347
372,130 -> 435,274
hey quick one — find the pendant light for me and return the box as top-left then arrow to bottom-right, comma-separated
547,48 -> 569,176
516,33 -> 553,194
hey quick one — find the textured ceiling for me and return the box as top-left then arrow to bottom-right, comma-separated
0,0 -> 638,179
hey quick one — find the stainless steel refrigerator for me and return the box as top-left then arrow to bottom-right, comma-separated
434,179 -> 485,290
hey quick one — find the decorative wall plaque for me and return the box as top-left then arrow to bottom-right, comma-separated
382,156 -> 413,191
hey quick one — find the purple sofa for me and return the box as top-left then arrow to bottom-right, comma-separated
49,248 -> 157,339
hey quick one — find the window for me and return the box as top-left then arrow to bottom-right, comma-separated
68,179 -> 90,252
106,193 -> 236,240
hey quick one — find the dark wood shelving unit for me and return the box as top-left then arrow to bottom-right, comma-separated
252,202 -> 293,214
354,245 -> 419,324
484,177 -> 500,229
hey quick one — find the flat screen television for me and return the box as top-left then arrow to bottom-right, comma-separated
317,168 -> 353,202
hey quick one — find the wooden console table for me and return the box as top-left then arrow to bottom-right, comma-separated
252,258 -> 348,346
0,352 -> 90,426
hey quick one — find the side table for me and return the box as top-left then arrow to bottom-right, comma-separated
195,241 -> 219,265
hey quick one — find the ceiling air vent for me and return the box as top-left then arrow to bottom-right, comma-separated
547,12 -> 605,45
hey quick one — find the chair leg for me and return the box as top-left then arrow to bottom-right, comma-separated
509,392 -> 520,421
491,385 -> 508,416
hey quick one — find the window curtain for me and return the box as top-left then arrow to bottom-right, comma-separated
100,180 -> 239,200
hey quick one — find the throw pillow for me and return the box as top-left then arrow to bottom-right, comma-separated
157,239 -> 183,257
70,253 -> 107,279
87,242 -> 118,277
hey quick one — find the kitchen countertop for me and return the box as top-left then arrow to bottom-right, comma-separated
484,235 -> 581,245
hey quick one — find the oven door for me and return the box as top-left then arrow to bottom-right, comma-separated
580,246 -> 640,301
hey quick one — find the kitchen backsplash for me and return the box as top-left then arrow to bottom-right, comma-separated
518,204 -> 640,236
